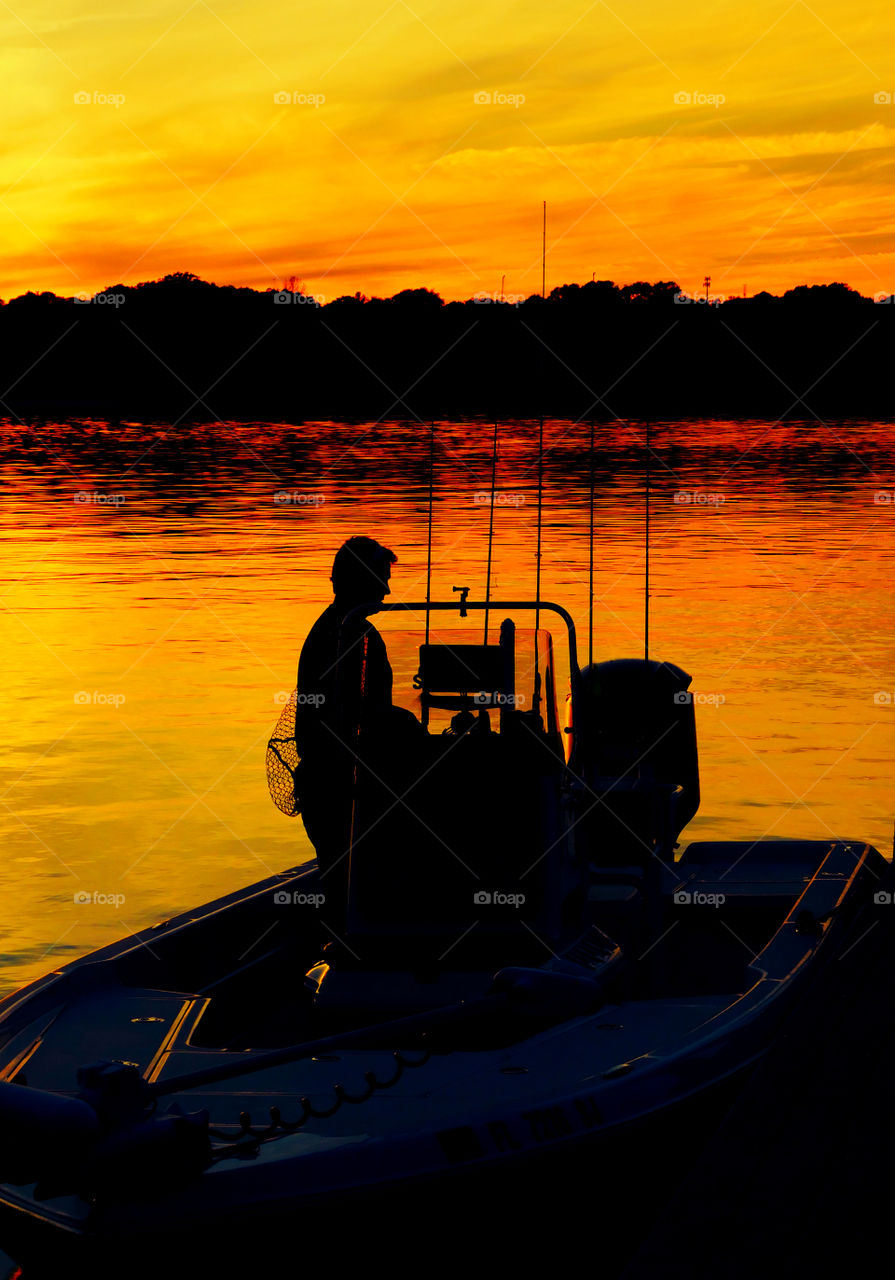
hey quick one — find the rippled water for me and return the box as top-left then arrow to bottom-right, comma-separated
1,417 -> 893,993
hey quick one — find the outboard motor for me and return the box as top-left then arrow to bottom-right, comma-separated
570,658 -> 700,861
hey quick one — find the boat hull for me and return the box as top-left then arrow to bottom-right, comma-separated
0,838 -> 886,1276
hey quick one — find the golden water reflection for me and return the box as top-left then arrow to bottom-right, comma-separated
0,418 -> 892,991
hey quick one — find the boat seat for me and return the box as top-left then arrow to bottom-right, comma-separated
417,618 -> 516,726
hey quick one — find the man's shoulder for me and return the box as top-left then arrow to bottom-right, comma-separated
303,603 -> 373,648
299,603 -> 375,677
303,603 -> 340,643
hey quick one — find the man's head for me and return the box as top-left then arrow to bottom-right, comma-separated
331,536 -> 396,606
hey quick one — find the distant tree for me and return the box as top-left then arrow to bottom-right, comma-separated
327,292 -> 368,307
273,274 -> 305,295
8,290 -> 63,306
136,271 -> 211,294
782,282 -> 864,304
649,280 -> 683,302
620,280 -> 681,304
740,290 -> 780,304
582,279 -> 622,303
388,287 -> 444,308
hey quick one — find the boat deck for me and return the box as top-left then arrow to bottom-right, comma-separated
621,854 -> 895,1277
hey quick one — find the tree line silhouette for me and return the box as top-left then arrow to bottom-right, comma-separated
1,272 -> 892,420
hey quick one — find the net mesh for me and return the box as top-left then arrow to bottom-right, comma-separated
266,690 -> 301,816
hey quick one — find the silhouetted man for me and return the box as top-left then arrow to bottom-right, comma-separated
295,536 -> 400,927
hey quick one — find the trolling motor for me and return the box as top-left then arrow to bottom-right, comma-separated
0,1061 -> 210,1198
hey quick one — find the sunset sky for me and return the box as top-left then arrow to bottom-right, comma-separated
1,0 -> 893,303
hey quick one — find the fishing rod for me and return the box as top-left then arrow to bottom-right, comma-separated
425,421 -> 435,647
483,420 -> 499,642
535,415 -> 544,638
588,415 -> 595,670
644,419 -> 650,662
534,201 -> 547,712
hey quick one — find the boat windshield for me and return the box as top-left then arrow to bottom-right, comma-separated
371,621 -> 563,745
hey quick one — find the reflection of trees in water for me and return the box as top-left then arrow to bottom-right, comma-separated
1,419 -> 891,510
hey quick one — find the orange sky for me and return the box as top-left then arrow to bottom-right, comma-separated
1,0 -> 894,303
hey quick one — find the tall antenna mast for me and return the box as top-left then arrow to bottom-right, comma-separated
484,420 -> 499,642
536,197 -> 547,634
644,420 -> 650,662
425,422 -> 435,647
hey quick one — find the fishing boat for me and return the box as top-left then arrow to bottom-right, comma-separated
0,589 -> 886,1275
0,420 -> 887,1277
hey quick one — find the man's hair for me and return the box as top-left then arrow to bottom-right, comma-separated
331,536 -> 397,597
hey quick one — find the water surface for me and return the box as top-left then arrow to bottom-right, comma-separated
1,417 -> 893,992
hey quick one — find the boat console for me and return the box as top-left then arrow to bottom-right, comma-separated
306,601 -> 590,1017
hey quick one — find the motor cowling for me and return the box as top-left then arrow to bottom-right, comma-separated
571,659 -> 700,847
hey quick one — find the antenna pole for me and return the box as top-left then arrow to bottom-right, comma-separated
484,421 -> 499,641
588,416 -> 595,670
541,201 -> 546,299
425,422 -> 435,646
644,420 -> 650,662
